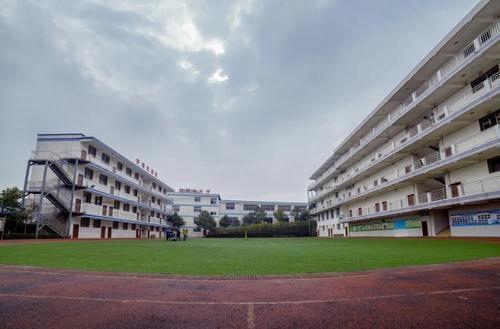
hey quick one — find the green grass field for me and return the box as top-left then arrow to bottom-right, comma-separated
0,238 -> 499,275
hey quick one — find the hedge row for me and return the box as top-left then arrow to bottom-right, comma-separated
207,221 -> 317,238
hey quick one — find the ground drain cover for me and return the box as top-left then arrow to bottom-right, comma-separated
215,275 -> 263,281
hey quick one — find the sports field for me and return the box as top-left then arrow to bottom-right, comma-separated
0,237 -> 499,275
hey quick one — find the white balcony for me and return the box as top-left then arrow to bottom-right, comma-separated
310,125 -> 500,214
341,175 -> 500,223
310,19 -> 500,189
310,71 -> 500,203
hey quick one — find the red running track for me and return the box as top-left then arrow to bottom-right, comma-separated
0,258 -> 500,329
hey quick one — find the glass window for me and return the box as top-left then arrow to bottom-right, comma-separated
99,174 -> 108,186
225,203 -> 235,210
88,145 -> 97,157
93,219 -> 101,228
117,162 -> 123,171
84,168 -> 93,180
487,156 -> 500,173
80,218 -> 90,227
101,153 -> 110,164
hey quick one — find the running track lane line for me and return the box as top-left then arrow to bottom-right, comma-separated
1,259 -> 499,282
247,304 -> 255,329
1,286 -> 499,306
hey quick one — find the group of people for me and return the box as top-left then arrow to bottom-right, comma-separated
165,228 -> 188,241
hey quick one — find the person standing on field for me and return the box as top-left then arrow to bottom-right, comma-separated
182,228 -> 188,241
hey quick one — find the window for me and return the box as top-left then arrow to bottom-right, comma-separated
262,204 -> 275,211
95,196 -> 102,206
83,191 -> 92,203
131,224 -> 136,230
133,189 -> 138,197
134,173 -> 139,180
124,185 -> 130,194
278,205 -> 291,212
487,156 -> 500,173
93,219 -> 101,228
117,162 -> 123,171
115,180 -> 121,191
113,221 -> 119,229
114,200 -> 120,209
382,201 -> 388,211
123,204 -> 130,212
471,65 -> 499,91
210,212 -> 217,216
194,196 -> 201,202
194,206 -> 202,212
172,205 -> 180,212
84,168 -> 93,180
150,210 -> 154,217
225,203 -> 235,210
126,167 -> 132,176
210,197 -> 217,205
123,222 -> 128,230
152,196 -> 156,203
81,218 -> 90,227
152,182 -> 157,189
88,145 -> 97,157
132,206 -> 137,213
99,174 -> 108,186
243,204 -> 258,211
357,208 -> 362,216
101,153 -> 110,164
479,109 -> 500,131
375,203 -> 380,212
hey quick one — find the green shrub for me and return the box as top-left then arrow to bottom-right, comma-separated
207,220 -> 317,238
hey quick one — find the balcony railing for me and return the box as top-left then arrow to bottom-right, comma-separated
311,125 -> 500,210
310,71 -> 500,202
310,19 -> 500,189
342,175 -> 500,221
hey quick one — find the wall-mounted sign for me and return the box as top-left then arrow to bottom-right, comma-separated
350,218 -> 421,232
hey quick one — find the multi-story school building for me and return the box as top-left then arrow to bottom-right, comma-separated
23,133 -> 174,239
168,189 -> 307,236
308,0 -> 500,237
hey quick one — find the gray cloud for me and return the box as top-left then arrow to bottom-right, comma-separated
0,0 -> 476,201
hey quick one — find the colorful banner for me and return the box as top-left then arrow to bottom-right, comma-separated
350,218 -> 421,232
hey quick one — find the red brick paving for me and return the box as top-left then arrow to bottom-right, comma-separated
0,259 -> 500,328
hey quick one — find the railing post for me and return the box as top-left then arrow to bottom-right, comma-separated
21,160 -> 31,209
36,161 -> 49,240
67,158 -> 79,237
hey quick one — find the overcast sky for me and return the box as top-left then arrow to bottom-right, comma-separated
0,0 -> 477,201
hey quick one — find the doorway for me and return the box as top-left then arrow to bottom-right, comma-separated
422,221 -> 429,237
344,227 -> 348,237
101,227 -> 106,239
136,229 -> 140,238
107,227 -> 112,239
72,224 -> 79,239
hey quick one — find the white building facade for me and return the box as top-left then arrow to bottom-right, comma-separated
308,1 -> 500,238
23,133 -> 174,239
168,189 -> 307,236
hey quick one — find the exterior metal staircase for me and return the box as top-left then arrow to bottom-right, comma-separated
37,210 -> 68,237
48,162 -> 73,187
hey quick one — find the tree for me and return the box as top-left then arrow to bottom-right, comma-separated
219,215 -> 231,228
230,217 -> 241,227
220,215 -> 241,227
0,187 -> 22,214
255,207 -> 268,223
273,209 -> 288,222
242,207 -> 269,225
0,187 -> 29,222
297,210 -> 311,222
242,212 -> 257,225
194,211 -> 217,232
167,212 -> 185,228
